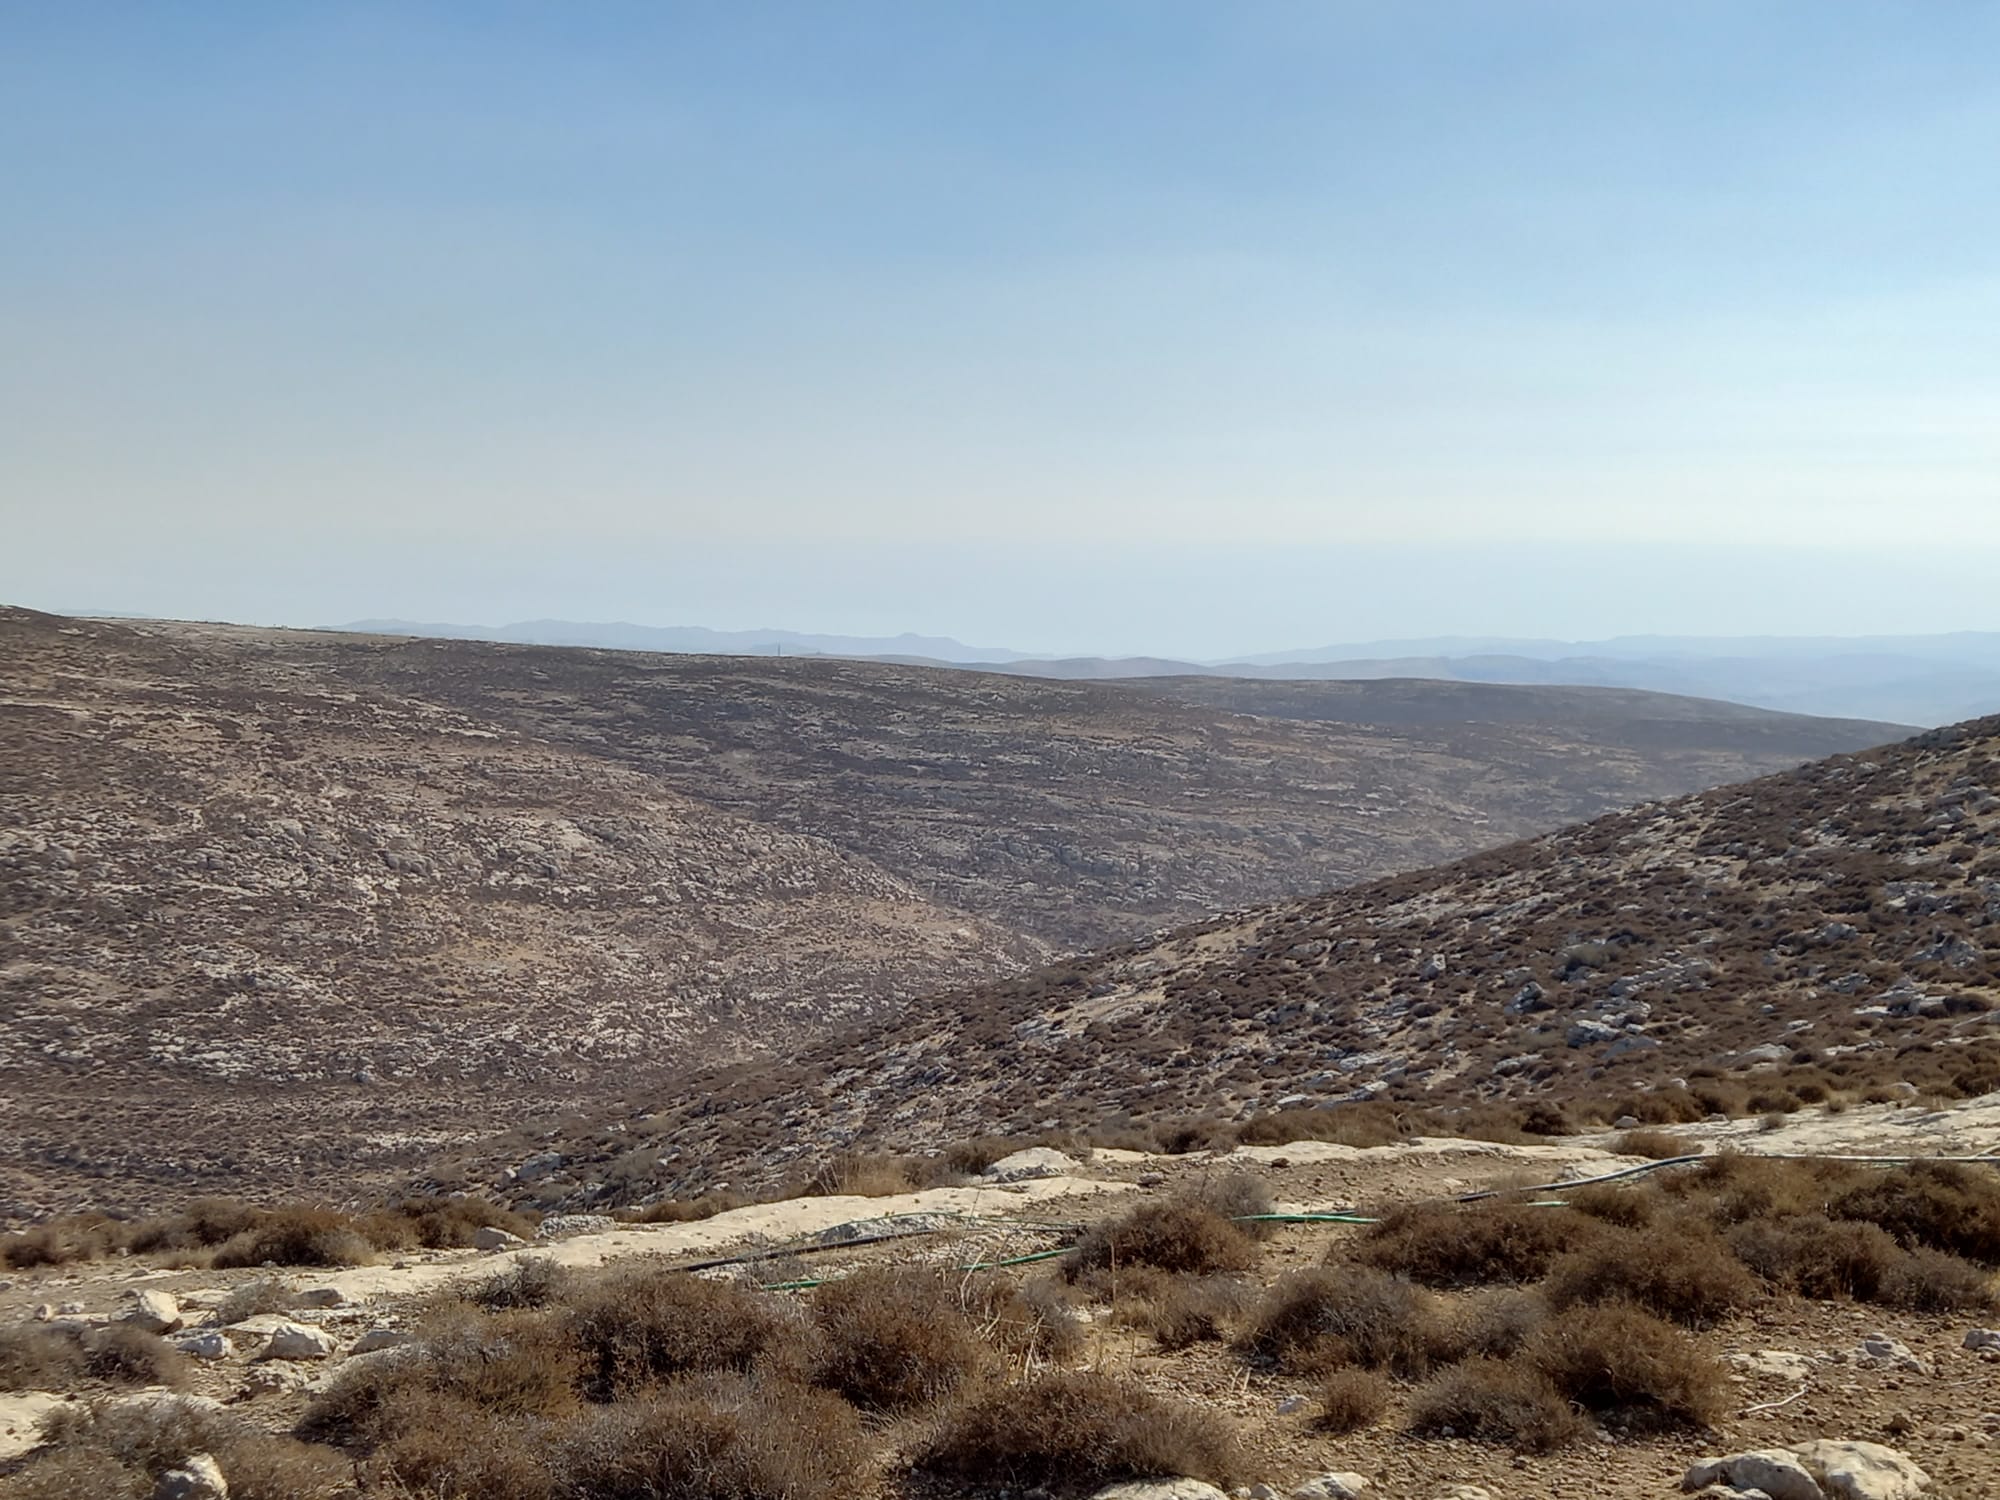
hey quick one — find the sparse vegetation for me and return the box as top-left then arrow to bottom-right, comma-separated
1408,1358 -> 1587,1453
1238,1266 -> 1447,1376
914,1371 -> 1241,1492
1316,1368 -> 1391,1434
1067,1200 -> 1258,1279
809,1268 -> 996,1411
1352,1202 -> 1600,1288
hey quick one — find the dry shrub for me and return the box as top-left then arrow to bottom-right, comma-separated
0,1325 -> 86,1392
301,1305 -> 580,1446
624,1191 -> 753,1224
810,1268 -> 996,1411
1565,1183 -> 1660,1230
1544,1225 -> 1759,1329
470,1255 -> 573,1311
958,1273 -> 1085,1364
1526,1303 -> 1726,1434
362,1395 -> 556,1500
1236,1103 -> 1404,1149
567,1267 -> 807,1401
126,1199 -> 259,1255
915,1371 -> 1240,1492
1613,1129 -> 1692,1160
1830,1162 -> 2000,1265
1317,1369 -> 1390,1435
82,1326 -> 190,1389
1407,1359 -> 1586,1454
1444,1288 -> 1549,1362
1238,1267 -> 1446,1376
215,1279 -> 300,1325
1882,1247 -> 1998,1313
1727,1215 -> 1902,1301
1665,1155 -> 1834,1227
1353,1202 -> 1599,1288
382,1196 -> 537,1250
211,1208 -> 375,1269
0,1449 -> 147,1500
1066,1201 -> 1257,1280
939,1136 -> 1017,1176
39,1397 -> 353,1500
0,1214 -> 129,1269
1103,1269 -> 1252,1351
801,1152 -> 919,1197
1184,1171 -> 1277,1238
560,1378 -> 870,1500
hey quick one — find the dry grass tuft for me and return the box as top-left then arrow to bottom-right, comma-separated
1316,1368 -> 1391,1435
561,1378 -> 871,1500
915,1371 -> 1240,1492
1613,1129 -> 1692,1160
1238,1267 -> 1446,1376
211,1208 -> 376,1269
957,1273 -> 1085,1365
0,1325 -> 87,1392
1526,1302 -> 1727,1434
1407,1358 -> 1587,1453
810,1268 -> 996,1411
801,1152 -> 921,1197
81,1326 -> 190,1389
1067,1201 -> 1258,1280
1353,1202 -> 1600,1288
1544,1223 -> 1759,1329
567,1267 -> 807,1400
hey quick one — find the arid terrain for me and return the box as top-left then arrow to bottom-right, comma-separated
0,606 -> 1906,1215
510,715 -> 1999,1209
4,1102 -> 1998,1500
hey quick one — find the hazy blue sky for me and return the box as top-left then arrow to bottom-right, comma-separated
5,3 -> 1998,655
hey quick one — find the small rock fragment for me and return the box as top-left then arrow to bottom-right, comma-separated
351,1327 -> 411,1354
1292,1475 -> 1368,1500
473,1225 -> 526,1251
176,1331 -> 234,1361
259,1321 -> 335,1361
152,1453 -> 227,1500
125,1289 -> 183,1334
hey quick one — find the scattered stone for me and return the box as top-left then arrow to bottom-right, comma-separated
1136,1171 -> 1168,1188
351,1327 -> 411,1354
30,1303 -> 54,1322
1291,1475 -> 1368,1500
1681,1451 -> 1823,1500
124,1289 -> 183,1334
259,1321 -> 336,1361
982,1147 -> 1077,1183
293,1287 -> 345,1309
473,1225 -> 526,1251
1963,1329 -> 2000,1352
153,1453 -> 227,1500
1731,1350 -> 1815,1382
1092,1482 -> 1230,1500
1858,1336 -> 1929,1374
1275,1395 -> 1309,1416
536,1213 -> 617,1239
240,1365 -> 313,1398
176,1331 -> 234,1361
511,1152 -> 567,1184
1794,1440 -> 1930,1500
1615,1115 -> 1642,1129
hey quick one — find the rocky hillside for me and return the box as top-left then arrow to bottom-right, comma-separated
574,717 -> 2000,1200
0,608 -> 1904,1213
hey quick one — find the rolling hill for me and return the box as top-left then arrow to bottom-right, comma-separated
546,715 -> 2000,1206
0,607 -> 1907,1213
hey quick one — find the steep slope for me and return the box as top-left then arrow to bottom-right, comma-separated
140,619 -> 1904,953
577,717 -> 1999,1200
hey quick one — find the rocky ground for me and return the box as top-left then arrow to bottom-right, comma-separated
0,605 -> 1908,1216
3,1104 -> 1996,1499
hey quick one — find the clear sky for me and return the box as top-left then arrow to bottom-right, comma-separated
4,3 -> 1998,656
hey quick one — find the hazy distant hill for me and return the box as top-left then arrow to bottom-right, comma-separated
2,607 -> 1905,1209
343,617 -> 1033,664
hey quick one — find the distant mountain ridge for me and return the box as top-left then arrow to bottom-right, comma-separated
341,617 -> 1034,664
337,618 -> 2000,725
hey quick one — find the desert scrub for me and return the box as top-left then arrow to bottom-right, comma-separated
1351,1201 -> 1600,1288
914,1371 -> 1240,1492
809,1267 -> 996,1411
1544,1223 -> 1759,1329
1525,1303 -> 1726,1434
1066,1200 -> 1257,1280
1316,1369 -> 1391,1435
1237,1267 -> 1447,1377
1408,1358 -> 1587,1453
